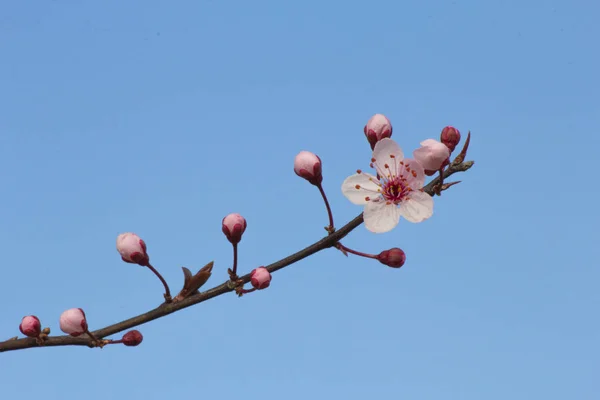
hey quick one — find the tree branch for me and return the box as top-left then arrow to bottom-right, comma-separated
0,160 -> 474,353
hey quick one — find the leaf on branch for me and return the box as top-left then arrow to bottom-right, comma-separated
441,181 -> 461,191
173,261 -> 214,302
452,131 -> 471,166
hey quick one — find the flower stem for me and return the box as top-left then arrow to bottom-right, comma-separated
336,242 -> 377,259
228,243 -> 239,281
235,286 -> 256,297
147,263 -> 172,303
85,329 -> 102,347
317,184 -> 335,233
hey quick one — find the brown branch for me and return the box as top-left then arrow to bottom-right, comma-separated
0,160 -> 474,353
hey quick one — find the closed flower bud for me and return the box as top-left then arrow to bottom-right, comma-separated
440,126 -> 461,152
364,114 -> 393,149
59,308 -> 88,337
222,213 -> 247,245
413,139 -> 450,172
19,315 -> 41,338
250,267 -> 272,290
377,248 -> 406,268
294,151 -> 323,186
116,232 -> 149,266
122,330 -> 143,347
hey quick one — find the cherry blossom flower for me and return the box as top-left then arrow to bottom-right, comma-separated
377,248 -> 406,268
250,267 -> 272,290
413,139 -> 450,171
440,126 -> 461,152
294,151 -> 323,186
341,138 -> 433,233
364,114 -> 393,149
59,308 -> 88,337
116,232 -> 149,266
19,316 -> 41,338
121,330 -> 143,346
222,213 -> 247,244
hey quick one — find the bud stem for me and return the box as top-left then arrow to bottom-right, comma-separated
317,184 -> 335,233
85,329 -> 102,347
147,263 -> 172,303
335,242 -> 377,259
228,243 -> 239,281
235,286 -> 256,297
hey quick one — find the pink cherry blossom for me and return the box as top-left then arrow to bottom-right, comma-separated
250,267 -> 272,290
116,232 -> 149,266
364,114 -> 393,149
294,151 -> 323,186
341,138 -> 433,233
377,248 -> 406,268
413,139 -> 451,171
121,330 -> 143,347
19,315 -> 41,338
440,126 -> 461,152
222,213 -> 247,244
59,308 -> 88,337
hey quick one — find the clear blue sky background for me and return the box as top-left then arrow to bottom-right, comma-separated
1,0 -> 598,399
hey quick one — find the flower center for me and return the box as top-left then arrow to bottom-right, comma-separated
381,176 -> 410,203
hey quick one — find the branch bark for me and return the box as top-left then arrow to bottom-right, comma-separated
0,160 -> 474,353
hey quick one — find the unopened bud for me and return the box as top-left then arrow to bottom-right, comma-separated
294,151 -> 323,186
364,114 -> 393,149
59,308 -> 88,337
122,330 -> 143,346
413,139 -> 450,172
250,267 -> 272,290
222,213 -> 247,245
377,248 -> 406,268
19,315 -> 41,338
440,126 -> 461,152
116,232 -> 150,266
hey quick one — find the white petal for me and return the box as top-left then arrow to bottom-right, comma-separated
364,200 -> 401,233
399,158 -> 425,188
341,173 -> 381,205
372,138 -> 404,178
400,191 -> 434,223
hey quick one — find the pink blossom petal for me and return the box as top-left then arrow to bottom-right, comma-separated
400,191 -> 434,223
341,173 -> 381,205
372,138 -> 404,177
250,267 -> 272,290
413,139 -> 450,171
364,200 -> 401,233
399,158 -> 425,188
59,308 -> 88,337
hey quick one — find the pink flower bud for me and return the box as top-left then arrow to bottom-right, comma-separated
250,267 -> 272,290
364,114 -> 393,149
377,248 -> 406,268
413,139 -> 451,172
122,330 -> 143,347
222,213 -> 247,245
440,126 -> 461,152
116,232 -> 149,266
294,151 -> 323,186
59,308 -> 88,337
19,315 -> 41,338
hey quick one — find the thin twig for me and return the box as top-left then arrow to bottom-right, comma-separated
0,160 -> 473,353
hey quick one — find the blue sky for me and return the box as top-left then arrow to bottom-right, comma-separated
1,0 -> 599,399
